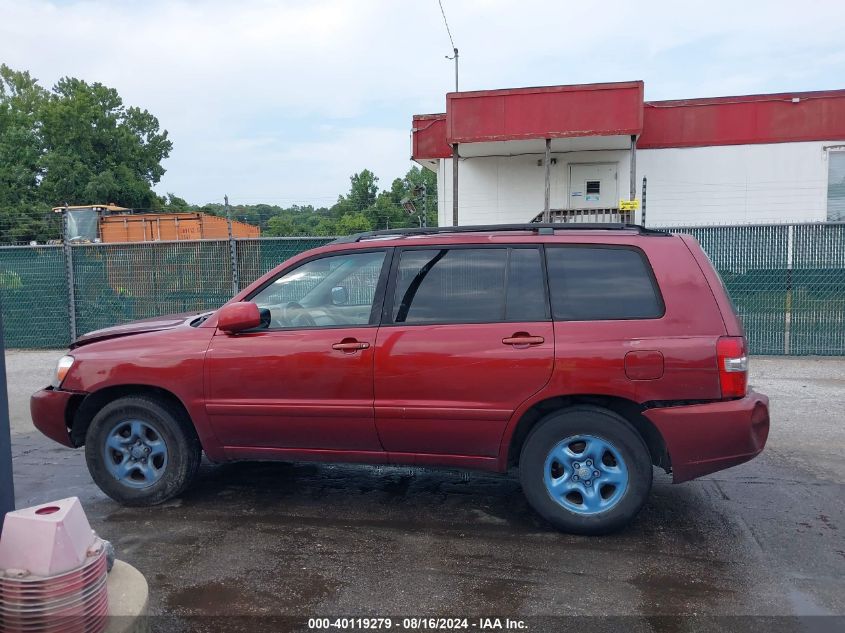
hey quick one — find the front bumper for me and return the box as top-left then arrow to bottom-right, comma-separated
644,391 -> 770,483
30,387 -> 78,448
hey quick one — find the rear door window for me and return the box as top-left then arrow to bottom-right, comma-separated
391,247 -> 547,324
505,248 -> 548,321
545,246 -> 663,320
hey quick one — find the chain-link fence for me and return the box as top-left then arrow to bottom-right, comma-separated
235,238 -> 335,287
0,245 -> 69,348
659,223 -> 845,356
0,225 -> 842,354
0,238 -> 332,349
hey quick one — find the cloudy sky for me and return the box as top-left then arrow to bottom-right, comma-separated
2,0 -> 844,207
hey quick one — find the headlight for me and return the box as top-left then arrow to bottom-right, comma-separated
52,355 -> 75,388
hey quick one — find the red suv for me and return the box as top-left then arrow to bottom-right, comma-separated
31,224 -> 769,534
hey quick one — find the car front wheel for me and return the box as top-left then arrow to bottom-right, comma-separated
84,395 -> 201,506
519,406 -> 652,534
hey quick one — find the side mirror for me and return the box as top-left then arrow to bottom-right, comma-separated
331,286 -> 349,306
217,302 -> 262,333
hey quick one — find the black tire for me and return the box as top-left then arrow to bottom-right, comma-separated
84,395 -> 201,506
519,405 -> 652,535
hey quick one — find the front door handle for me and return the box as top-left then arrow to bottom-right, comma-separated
502,334 -> 545,346
332,339 -> 370,352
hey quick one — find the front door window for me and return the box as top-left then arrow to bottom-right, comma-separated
250,250 -> 386,329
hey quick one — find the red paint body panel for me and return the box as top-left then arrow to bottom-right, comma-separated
30,227 -> 769,488
678,234 -> 744,337
413,114 -> 451,159
204,327 -> 382,450
222,446 -> 389,465
624,350 -> 665,380
640,89 -> 845,148
644,392 -> 770,482
58,324 -> 225,461
70,312 -> 200,348
373,322 -> 554,457
446,81 -> 644,144
30,388 -> 75,447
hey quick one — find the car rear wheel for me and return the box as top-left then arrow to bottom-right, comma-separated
519,405 -> 652,534
84,396 -> 201,506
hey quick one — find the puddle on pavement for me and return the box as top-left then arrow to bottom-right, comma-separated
166,575 -> 339,616
632,570 -> 737,617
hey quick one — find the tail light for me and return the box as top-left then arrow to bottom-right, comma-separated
717,336 -> 748,399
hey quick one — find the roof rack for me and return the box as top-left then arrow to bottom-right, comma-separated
333,223 -> 669,244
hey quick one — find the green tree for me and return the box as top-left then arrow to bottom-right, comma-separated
160,193 -> 191,212
332,169 -> 379,218
0,65 -> 55,242
334,212 -> 371,235
38,76 -> 172,209
1,62 -> 440,243
0,65 -> 173,242
265,214 -> 296,236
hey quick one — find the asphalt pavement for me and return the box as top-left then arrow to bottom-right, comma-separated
5,351 -> 845,632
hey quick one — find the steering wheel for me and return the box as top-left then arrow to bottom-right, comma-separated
274,301 -> 317,328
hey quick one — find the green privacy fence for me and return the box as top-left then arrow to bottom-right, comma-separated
0,238 -> 332,349
0,245 -> 70,348
0,226 -> 842,355
662,223 -> 845,356
664,224 -> 791,356
790,223 -> 845,355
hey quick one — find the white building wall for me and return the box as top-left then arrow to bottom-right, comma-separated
636,140 -> 845,226
435,140 -> 845,227
437,150 -> 633,226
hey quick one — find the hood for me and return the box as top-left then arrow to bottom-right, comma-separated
71,312 -> 206,348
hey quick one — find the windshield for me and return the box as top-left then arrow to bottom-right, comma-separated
66,208 -> 99,242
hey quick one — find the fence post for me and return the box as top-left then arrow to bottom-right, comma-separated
785,224 -> 793,355
62,211 -> 78,341
224,195 -> 239,294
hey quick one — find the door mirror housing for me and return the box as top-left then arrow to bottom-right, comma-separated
331,286 -> 349,306
218,302 -> 262,333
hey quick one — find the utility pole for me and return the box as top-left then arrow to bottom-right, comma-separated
224,195 -> 239,295
447,47 -> 459,226
0,293 -> 14,532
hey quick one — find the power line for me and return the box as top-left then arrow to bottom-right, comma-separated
437,0 -> 456,50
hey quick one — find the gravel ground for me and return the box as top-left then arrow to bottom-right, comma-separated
4,351 -> 845,632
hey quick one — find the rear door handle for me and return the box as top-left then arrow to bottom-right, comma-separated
332,340 -> 370,352
502,335 -> 545,346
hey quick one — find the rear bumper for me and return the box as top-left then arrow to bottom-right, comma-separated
644,391 -> 770,483
30,387 -> 78,448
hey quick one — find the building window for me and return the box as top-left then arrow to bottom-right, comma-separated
585,180 -> 601,195
829,151 -> 845,222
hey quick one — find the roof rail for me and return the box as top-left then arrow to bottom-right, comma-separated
332,223 -> 669,244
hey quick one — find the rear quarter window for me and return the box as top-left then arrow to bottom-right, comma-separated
545,246 -> 664,321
